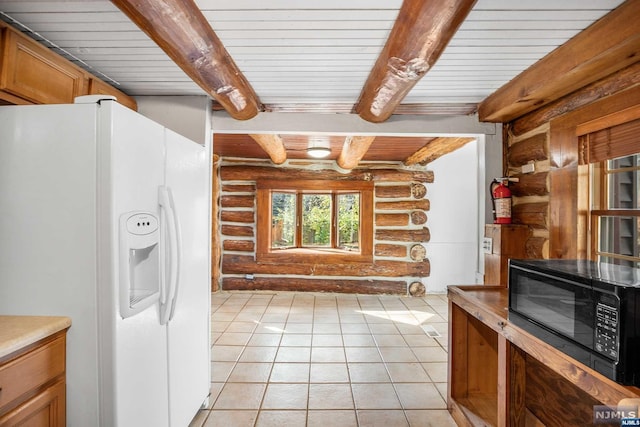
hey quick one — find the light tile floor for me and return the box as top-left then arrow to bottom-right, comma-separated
189,292 -> 456,427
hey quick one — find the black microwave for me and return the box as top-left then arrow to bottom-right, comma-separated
508,259 -> 640,386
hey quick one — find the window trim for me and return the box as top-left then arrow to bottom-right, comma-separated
588,157 -> 640,265
256,179 -> 373,264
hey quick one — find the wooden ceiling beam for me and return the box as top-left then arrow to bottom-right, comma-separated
354,0 -> 476,123
111,0 -> 262,120
478,0 -> 640,123
249,134 -> 287,164
404,137 -> 475,165
337,136 -> 376,170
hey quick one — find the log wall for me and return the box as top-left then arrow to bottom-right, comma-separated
214,160 -> 433,294
502,123 -> 550,258
503,62 -> 640,259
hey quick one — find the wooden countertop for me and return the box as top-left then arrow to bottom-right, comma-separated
0,316 -> 71,360
447,285 -> 640,406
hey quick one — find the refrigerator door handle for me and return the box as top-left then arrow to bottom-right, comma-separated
159,186 -> 181,325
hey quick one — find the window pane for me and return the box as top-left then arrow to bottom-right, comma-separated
598,255 -> 640,269
599,216 -> 640,259
608,154 -> 640,170
302,194 -> 331,247
337,193 -> 360,251
606,154 -> 639,209
271,192 -> 296,248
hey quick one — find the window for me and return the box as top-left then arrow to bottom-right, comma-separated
257,180 -> 373,263
590,153 -> 640,268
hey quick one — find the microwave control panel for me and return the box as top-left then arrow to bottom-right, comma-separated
595,303 -> 619,360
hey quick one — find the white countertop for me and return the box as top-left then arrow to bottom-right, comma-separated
0,315 -> 71,359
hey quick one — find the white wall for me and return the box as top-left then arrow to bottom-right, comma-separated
423,139 -> 483,293
136,95 -> 211,146
422,128 -> 503,293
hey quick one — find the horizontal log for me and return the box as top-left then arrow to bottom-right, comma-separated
375,185 -> 412,198
404,137 -> 475,165
221,195 -> 254,208
410,211 -> 428,225
222,184 -> 255,193
411,183 -> 427,199
223,240 -> 255,252
376,227 -> 431,243
220,210 -> 254,223
375,213 -> 409,227
221,165 -> 434,183
337,136 -> 376,170
410,244 -> 427,261
111,0 -> 261,120
525,237 -> 548,259
355,0 -> 475,123
512,202 -> 548,229
478,0 -> 640,123
222,277 -> 407,295
409,281 -> 426,297
510,172 -> 549,197
508,133 -> 548,167
375,244 -> 407,258
222,254 -> 430,277
376,200 -> 430,211
221,225 -> 254,237
249,134 -> 287,164
511,59 -> 640,136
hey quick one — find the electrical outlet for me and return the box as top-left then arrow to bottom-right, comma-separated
482,237 -> 493,254
522,162 -> 535,174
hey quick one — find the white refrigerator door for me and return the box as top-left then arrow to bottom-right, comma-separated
163,128 -> 211,426
99,101 -> 170,427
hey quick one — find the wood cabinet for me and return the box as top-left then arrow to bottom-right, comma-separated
0,331 -> 67,427
448,286 -> 640,426
88,77 -> 137,111
0,27 -> 86,105
0,21 -> 136,110
483,224 -> 531,286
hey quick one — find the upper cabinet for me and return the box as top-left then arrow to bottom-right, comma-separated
87,77 -> 137,111
0,23 -> 137,110
0,28 -> 87,105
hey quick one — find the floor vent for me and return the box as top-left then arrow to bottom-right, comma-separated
421,325 -> 442,338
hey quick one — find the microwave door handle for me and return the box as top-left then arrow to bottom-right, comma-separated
522,268 -> 594,291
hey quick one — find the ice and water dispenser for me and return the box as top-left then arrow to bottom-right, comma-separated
119,211 -> 160,318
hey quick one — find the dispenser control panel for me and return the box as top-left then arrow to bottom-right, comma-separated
125,213 -> 158,235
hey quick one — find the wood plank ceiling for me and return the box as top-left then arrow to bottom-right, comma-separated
0,0 -> 627,164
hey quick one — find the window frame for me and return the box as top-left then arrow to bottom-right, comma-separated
589,156 -> 640,266
256,179 -> 373,264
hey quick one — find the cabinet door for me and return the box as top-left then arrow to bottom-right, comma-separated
88,78 -> 137,111
0,379 -> 65,427
0,29 -> 86,104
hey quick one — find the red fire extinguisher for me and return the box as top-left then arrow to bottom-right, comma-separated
491,178 -> 512,224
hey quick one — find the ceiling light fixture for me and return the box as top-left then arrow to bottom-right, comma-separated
306,146 -> 331,158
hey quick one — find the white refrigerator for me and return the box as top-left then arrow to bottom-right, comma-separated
0,96 -> 211,426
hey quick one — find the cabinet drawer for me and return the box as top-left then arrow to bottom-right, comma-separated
0,29 -> 86,104
0,378 -> 65,427
0,336 -> 65,410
